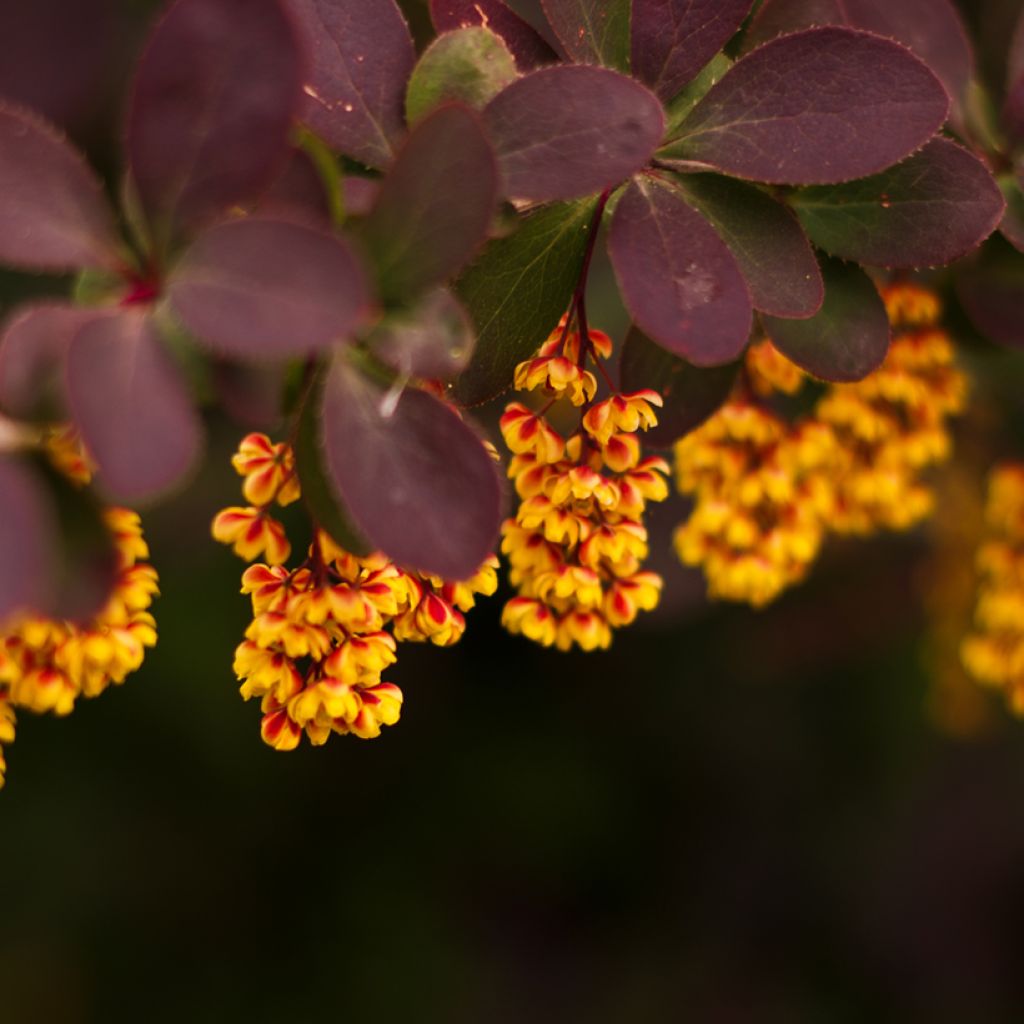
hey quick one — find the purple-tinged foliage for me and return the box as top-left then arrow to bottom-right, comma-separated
957,238 -> 1024,350
619,327 -> 739,446
763,258 -> 889,381
672,174 -> 823,318
289,0 -> 415,169
321,359 -> 503,579
631,0 -> 752,101
429,0 -> 559,70
0,103 -> 121,272
256,148 -> 334,225
484,66 -> 664,201
744,0 -> 972,115
359,105 -> 498,303
1000,167 -> 1024,254
127,0 -> 304,244
542,0 -> 631,71
0,304 -> 100,421
792,138 -> 1005,268
65,311 -> 202,503
661,28 -> 949,185
608,177 -> 752,365
0,456 -> 57,625
168,216 -> 372,360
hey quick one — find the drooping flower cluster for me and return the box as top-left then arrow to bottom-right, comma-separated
500,316 -> 669,650
674,282 -> 967,607
214,434 -> 497,750
962,464 -> 1024,714
0,429 -> 158,788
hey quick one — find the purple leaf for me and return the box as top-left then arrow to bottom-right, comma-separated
763,257 -> 889,381
791,138 -> 1005,268
663,27 -> 949,185
632,0 -> 753,100
619,326 -> 739,445
1006,73 -> 1024,143
65,310 -> 203,502
956,238 -> 1024,349
672,173 -> 823,318
0,102 -> 121,272
168,216 -> 372,359
256,147 -> 333,225
743,0 -> 973,115
608,176 -> 752,365
429,0 -> 559,70
321,358 -> 503,579
126,0 -> 303,242
359,104 -> 498,302
542,0 -> 631,70
0,455 -> 57,625
0,303 -> 100,420
484,66 -> 665,201
288,0 -> 415,170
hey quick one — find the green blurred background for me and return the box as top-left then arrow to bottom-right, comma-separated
4,1 -> 1024,1021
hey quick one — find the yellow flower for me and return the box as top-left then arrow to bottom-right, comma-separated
514,355 -> 597,406
231,432 -> 300,507
212,507 -> 291,565
582,390 -> 662,446
500,402 -> 566,463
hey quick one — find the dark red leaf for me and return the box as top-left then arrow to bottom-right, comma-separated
126,0 -> 303,242
321,358 -> 503,579
359,104 -> 498,302
791,138 -> 1005,268
429,0 -> 559,70
0,455 -> 57,625
956,237 -> 1024,349
542,0 -> 631,70
672,173 -> 823,318
743,0 -> 972,114
1006,73 -> 1024,142
288,0 -> 414,170
663,28 -> 949,185
608,176 -> 752,365
0,303 -> 100,420
65,310 -> 203,502
256,147 -> 332,225
619,326 -> 739,445
484,66 -> 665,201
763,257 -> 889,381
631,0 -> 752,100
0,102 -> 121,272
168,216 -> 372,359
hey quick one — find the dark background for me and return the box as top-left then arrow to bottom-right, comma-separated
3,1 -> 1024,1020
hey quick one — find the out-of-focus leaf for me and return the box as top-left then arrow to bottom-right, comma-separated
168,216 -> 372,359
1006,73 -> 1024,142
999,168 -> 1024,253
454,197 -> 598,405
256,148 -> 333,225
483,65 -> 664,201
0,454 -> 57,625
0,102 -> 121,272
321,358 -> 503,578
608,176 -> 752,365
126,0 -> 303,243
429,0 -> 559,69
294,373 -> 371,556
360,105 -> 498,303
65,310 -> 203,502
406,28 -> 519,125
662,28 -> 949,185
542,0 -> 631,71
370,289 -> 476,380
0,303 -> 99,420
956,236 -> 1024,348
664,53 -> 732,139
743,0 -> 972,117
619,326 -> 739,445
672,173 -> 823,318
791,138 -> 1005,267
631,0 -> 752,100
213,361 -> 287,430
343,177 -> 380,218
763,257 -> 889,381
289,0 -> 414,170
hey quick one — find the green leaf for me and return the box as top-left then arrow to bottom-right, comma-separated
453,197 -> 598,405
405,27 -> 518,126
663,53 -> 732,140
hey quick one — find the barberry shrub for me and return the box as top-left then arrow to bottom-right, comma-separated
0,0 -> 1021,780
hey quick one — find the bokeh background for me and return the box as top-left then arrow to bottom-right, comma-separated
4,1 -> 1024,1021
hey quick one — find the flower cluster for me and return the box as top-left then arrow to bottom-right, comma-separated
214,434 -> 497,750
500,316 -> 669,650
0,430 -> 158,788
674,282 -> 967,607
962,464 -> 1024,714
